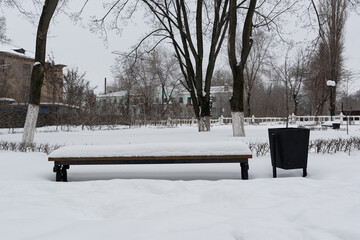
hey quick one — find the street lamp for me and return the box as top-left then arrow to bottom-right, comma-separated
326,80 -> 336,121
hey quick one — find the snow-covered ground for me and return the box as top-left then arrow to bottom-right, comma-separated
1,124 -> 360,239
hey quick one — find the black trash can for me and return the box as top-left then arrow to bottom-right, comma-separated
268,128 -> 310,178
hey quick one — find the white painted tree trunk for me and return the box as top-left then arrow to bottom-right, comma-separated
231,111 -> 245,137
198,116 -> 211,132
22,104 -> 39,144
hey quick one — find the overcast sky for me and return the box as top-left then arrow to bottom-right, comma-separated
2,2 -> 360,94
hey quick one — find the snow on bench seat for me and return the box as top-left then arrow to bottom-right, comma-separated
49,141 -> 252,159
48,141 -> 252,181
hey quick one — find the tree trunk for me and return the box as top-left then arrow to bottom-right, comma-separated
231,112 -> 245,137
22,104 -> 39,144
159,0 -> 228,132
246,92 -> 251,117
293,94 -> 299,116
126,91 -> 130,124
229,65 -> 246,137
198,116 -> 210,132
228,0 -> 257,137
196,94 -> 211,131
22,0 -> 59,144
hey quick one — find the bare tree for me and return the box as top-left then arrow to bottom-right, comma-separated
112,56 -> 141,124
63,67 -> 97,128
144,1 -> 230,131
149,49 -> 182,120
22,0 -> 59,144
133,54 -> 158,121
228,0 -> 257,137
263,82 -> 288,117
337,70 -> 359,111
271,47 -> 308,126
310,0 -> 352,117
228,0 -> 305,135
243,29 -> 272,117
340,89 -> 360,111
80,88 -> 97,129
88,0 -> 230,131
303,42 -> 329,115
114,52 -> 157,122
0,16 -> 10,43
43,54 -> 63,104
211,69 -> 232,86
271,49 -> 291,126
63,68 -> 88,107
289,50 -> 307,115
113,48 -> 182,122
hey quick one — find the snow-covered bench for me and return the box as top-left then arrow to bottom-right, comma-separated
321,121 -> 341,129
48,141 -> 252,182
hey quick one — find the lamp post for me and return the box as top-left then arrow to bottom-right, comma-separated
326,80 -> 336,121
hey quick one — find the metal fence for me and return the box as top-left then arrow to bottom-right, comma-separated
136,113 -> 360,127
2,107 -> 359,129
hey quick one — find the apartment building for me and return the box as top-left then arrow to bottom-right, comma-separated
0,43 -> 65,104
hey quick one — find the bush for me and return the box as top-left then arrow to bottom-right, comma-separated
309,137 -> 360,154
248,137 -> 360,157
1,137 -> 360,156
0,141 -> 61,154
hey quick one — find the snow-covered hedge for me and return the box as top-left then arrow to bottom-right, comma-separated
309,137 -> 360,154
248,137 -> 360,156
0,141 -> 62,154
1,137 -> 360,156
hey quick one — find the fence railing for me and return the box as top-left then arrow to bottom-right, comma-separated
137,113 -> 360,127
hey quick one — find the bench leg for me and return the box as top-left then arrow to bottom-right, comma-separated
303,168 -> 307,177
273,166 -> 277,178
53,164 -> 69,182
240,162 -> 249,180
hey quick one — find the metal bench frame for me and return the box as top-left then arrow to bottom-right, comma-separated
49,155 -> 252,182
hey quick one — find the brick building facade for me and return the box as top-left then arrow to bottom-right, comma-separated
0,44 -> 65,104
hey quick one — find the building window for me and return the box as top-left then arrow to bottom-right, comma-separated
0,58 -> 4,72
187,97 -> 192,105
23,64 -> 31,76
179,97 -> 183,104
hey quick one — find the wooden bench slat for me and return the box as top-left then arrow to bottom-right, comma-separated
49,154 -> 252,162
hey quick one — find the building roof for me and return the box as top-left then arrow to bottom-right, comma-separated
0,98 -> 16,102
1,42 -> 66,68
97,90 -> 128,98
210,85 -> 232,93
0,42 -> 34,60
178,85 -> 233,97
